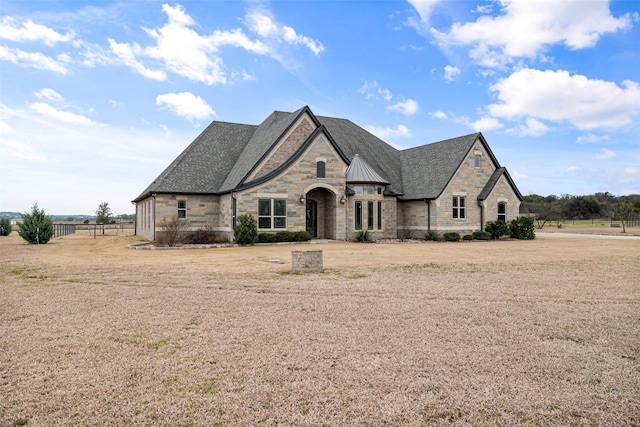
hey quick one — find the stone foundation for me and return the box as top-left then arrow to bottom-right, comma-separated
291,250 -> 323,272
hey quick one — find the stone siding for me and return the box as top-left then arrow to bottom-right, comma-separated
154,194 -> 221,230
249,115 -> 316,181
135,197 -> 155,240
234,131 -> 348,240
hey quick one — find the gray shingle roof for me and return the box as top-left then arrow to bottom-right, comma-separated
133,107 -> 521,203
399,133 -> 480,200
478,167 -> 524,201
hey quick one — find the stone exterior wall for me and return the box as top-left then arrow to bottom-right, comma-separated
234,130 -> 348,240
154,194 -> 221,230
432,142 -> 496,232
249,115 -> 316,181
135,196 -> 155,240
346,187 -> 396,240
291,250 -> 323,272
481,174 -> 521,223
398,200 -> 429,239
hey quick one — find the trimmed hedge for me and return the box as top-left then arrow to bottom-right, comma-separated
443,232 -> 461,242
472,231 -> 492,240
258,230 -> 312,243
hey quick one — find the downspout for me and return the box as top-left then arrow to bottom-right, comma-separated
478,200 -> 484,231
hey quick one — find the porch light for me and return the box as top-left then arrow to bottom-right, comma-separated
340,195 -> 347,204
299,194 -> 305,204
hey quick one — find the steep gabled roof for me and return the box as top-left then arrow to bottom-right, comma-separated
318,116 -> 403,195
346,154 -> 390,184
478,167 -> 524,201
399,133 -> 480,200
133,107 -> 522,204
220,107 -> 309,192
132,121 -> 256,202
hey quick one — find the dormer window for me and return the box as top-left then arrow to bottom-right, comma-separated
317,161 -> 325,178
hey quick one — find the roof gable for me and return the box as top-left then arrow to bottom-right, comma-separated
399,133 -> 480,200
478,167 -> 524,202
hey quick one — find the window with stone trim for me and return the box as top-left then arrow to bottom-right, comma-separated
317,161 -> 325,178
452,196 -> 466,219
377,201 -> 383,230
177,200 -> 187,219
355,201 -> 363,230
258,199 -> 287,229
497,202 -> 506,222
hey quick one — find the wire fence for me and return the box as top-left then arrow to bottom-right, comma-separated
53,222 -> 135,238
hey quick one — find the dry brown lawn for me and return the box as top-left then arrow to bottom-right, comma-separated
1,231 -> 639,426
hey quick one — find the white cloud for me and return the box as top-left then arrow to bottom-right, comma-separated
358,81 -> 393,101
431,0 -> 632,67
566,165 -> 580,173
595,148 -> 617,159
576,133 -> 610,144
488,69 -> 640,130
107,38 -> 167,81
0,45 -> 68,74
35,88 -> 63,102
106,3 -> 323,85
444,65 -> 461,82
387,99 -> 419,116
156,92 -> 216,122
0,16 -> 74,46
407,0 -> 443,29
28,102 -> 100,126
429,109 -> 448,119
518,118 -> 549,136
365,124 -> 410,140
465,116 -> 504,132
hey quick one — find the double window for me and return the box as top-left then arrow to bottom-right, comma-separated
258,199 -> 287,229
452,196 -> 466,219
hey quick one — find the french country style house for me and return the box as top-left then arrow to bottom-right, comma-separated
133,106 -> 523,241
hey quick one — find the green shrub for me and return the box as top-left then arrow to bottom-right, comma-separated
234,214 -> 258,245
18,204 -> 54,244
352,229 -> 374,243
509,216 -> 535,240
472,231 -> 492,240
422,230 -> 440,241
0,217 -> 11,236
462,234 -> 473,241
257,233 -> 277,243
275,230 -> 293,242
443,232 -> 461,242
292,231 -> 312,242
485,220 -> 509,239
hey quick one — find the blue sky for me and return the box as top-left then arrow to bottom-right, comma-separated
1,0 -> 639,215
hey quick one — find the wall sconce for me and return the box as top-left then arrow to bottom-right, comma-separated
339,195 -> 347,204
299,194 -> 306,204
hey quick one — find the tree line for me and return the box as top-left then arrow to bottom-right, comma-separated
520,192 -> 640,232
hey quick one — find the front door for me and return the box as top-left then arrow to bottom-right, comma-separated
306,200 -> 317,238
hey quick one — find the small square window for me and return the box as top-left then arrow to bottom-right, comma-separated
354,186 -> 363,195
367,186 -> 374,195
377,187 -> 382,195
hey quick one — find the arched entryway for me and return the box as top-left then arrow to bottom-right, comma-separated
305,187 -> 337,239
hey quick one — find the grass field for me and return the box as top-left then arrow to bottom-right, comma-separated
1,231 -> 639,426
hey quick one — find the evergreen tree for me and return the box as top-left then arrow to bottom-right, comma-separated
18,204 -> 54,244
